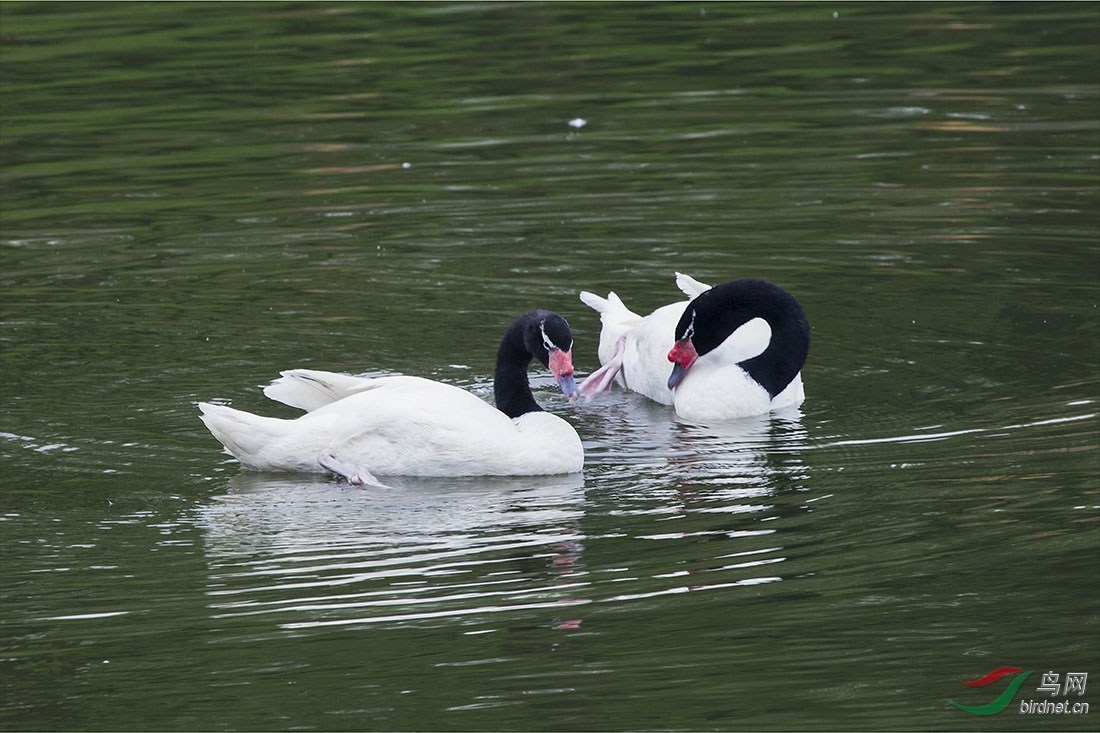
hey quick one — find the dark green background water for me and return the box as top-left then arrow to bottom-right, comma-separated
2,2 -> 1097,730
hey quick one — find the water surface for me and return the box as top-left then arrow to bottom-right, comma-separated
2,2 -> 1097,730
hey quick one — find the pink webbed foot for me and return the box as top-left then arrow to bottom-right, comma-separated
318,449 -> 388,488
577,334 -> 627,399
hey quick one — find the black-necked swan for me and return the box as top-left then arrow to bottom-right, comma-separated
578,274 -> 810,421
198,310 -> 584,484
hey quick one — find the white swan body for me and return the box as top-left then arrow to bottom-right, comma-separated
200,374 -> 582,480
579,274 -> 809,421
199,311 -> 584,483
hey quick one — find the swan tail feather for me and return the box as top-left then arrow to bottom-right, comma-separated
579,290 -> 641,327
198,402 -> 293,467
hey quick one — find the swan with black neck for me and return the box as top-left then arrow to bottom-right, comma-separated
578,274 -> 809,421
198,310 -> 584,484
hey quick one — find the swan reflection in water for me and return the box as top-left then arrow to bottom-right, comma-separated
577,389 -> 811,496
194,472 -> 589,631
572,394 -> 816,605
194,401 -> 815,632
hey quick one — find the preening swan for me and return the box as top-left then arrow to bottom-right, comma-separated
198,310 -> 584,484
578,274 -> 809,421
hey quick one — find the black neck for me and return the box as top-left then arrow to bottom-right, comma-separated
493,315 -> 543,419
740,310 -> 810,398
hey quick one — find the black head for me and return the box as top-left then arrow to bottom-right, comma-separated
669,278 -> 810,397
495,310 -> 578,418
521,310 -> 574,368
673,280 -> 793,354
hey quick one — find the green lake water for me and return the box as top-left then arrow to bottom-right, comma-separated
1,2 -> 1098,730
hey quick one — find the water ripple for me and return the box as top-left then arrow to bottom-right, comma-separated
193,403 -> 816,633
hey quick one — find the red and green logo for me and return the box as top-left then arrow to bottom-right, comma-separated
947,667 -> 1033,715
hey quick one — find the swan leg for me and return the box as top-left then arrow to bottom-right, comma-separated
318,449 -> 388,488
578,334 -> 627,397
578,361 -> 620,396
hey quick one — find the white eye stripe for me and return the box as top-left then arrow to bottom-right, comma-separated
539,319 -> 572,352
540,320 -> 556,351
682,309 -> 697,341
